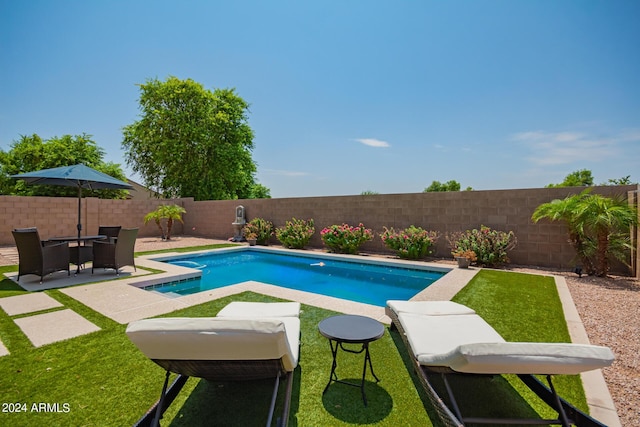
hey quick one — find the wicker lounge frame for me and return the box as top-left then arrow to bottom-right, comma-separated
385,303 -> 611,427
136,358 -> 295,427
127,303 -> 301,427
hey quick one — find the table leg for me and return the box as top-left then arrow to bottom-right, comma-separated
323,339 -> 340,395
360,343 -> 380,405
323,340 -> 380,406
75,245 -> 81,275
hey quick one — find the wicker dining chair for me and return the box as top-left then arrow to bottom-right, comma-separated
91,228 -> 138,275
12,228 -> 70,283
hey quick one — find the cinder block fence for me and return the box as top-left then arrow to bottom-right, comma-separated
2,185 -> 638,276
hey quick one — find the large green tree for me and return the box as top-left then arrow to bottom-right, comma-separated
122,76 -> 267,201
0,133 -> 128,199
424,180 -> 472,192
546,169 -> 594,187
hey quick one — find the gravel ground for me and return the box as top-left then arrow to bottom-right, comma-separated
561,272 -> 639,426
2,236 -> 638,424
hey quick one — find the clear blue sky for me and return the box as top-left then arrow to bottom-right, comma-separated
1,1 -> 639,198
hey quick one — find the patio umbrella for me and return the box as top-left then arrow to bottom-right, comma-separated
11,163 -> 133,240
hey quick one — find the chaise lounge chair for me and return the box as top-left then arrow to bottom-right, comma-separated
385,300 -> 614,427
126,302 -> 301,427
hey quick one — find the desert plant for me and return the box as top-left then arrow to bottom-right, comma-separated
320,223 -> 374,254
143,204 -> 186,240
380,226 -> 439,259
447,225 -> 516,267
531,190 -> 595,274
243,218 -> 274,245
275,218 -> 315,249
143,208 -> 165,239
533,190 -> 638,276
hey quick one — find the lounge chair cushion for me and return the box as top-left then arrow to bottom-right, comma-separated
126,317 -> 300,372
387,300 -> 476,316
398,312 -> 615,375
217,302 -> 301,318
428,342 -> 615,375
399,312 -> 505,360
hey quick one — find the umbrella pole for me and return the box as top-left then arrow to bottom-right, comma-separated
77,186 -> 82,239
76,186 -> 82,274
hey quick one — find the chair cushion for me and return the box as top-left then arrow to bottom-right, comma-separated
387,300 -> 476,316
427,342 -> 615,375
217,302 -> 301,318
398,312 -> 505,361
126,317 -> 300,372
399,311 -> 615,375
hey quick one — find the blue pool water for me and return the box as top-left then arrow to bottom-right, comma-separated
150,250 -> 447,307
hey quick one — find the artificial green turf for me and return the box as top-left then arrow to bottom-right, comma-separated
0,264 -> 590,426
451,269 -> 587,419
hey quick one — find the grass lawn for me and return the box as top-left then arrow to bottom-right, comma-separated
0,258 -> 588,426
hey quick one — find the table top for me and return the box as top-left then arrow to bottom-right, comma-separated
318,315 -> 385,343
49,235 -> 107,242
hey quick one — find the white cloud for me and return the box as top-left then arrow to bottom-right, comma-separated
512,130 -> 636,166
354,138 -> 390,148
262,168 -> 310,177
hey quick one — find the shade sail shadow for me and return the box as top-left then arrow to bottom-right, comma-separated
322,379 -> 393,424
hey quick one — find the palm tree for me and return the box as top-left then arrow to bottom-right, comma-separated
143,209 -> 165,240
576,194 -> 637,277
143,204 -> 187,240
532,190 -> 638,277
532,190 -> 595,274
160,204 -> 186,240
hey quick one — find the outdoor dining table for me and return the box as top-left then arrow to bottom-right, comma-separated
48,235 -> 107,274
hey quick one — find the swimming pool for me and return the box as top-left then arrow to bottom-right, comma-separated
148,248 -> 448,307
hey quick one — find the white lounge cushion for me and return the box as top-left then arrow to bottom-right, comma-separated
425,342 -> 615,375
387,300 -> 476,316
217,302 -> 301,318
399,312 -> 505,359
126,317 -> 300,372
399,311 -> 615,375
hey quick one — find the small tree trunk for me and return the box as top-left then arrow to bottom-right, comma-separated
155,218 -> 165,240
595,231 -> 609,277
569,232 -> 595,275
166,218 -> 174,240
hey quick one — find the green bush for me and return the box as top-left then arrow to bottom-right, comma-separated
447,225 -> 517,267
320,223 -> 374,254
275,218 -> 315,249
243,218 -> 274,245
380,226 -> 439,259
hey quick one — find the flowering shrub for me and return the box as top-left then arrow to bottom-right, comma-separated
380,226 -> 439,260
275,218 -> 315,249
320,223 -> 374,254
243,218 -> 274,245
447,225 -> 517,267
